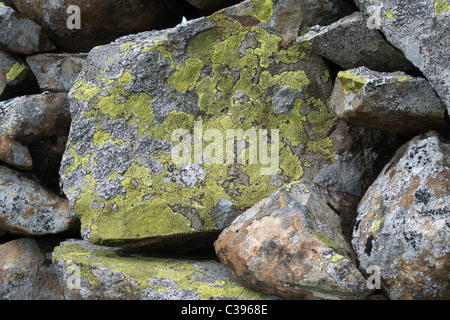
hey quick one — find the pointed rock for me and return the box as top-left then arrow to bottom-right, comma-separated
215,179 -> 372,300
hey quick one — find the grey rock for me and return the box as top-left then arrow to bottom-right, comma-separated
354,0 -> 450,116
0,3 -> 55,54
297,12 -> 417,73
52,239 -> 275,300
0,93 -> 71,171
0,165 -> 78,236
352,131 -> 450,299
60,0 -> 390,249
330,66 -> 448,135
26,53 -> 87,92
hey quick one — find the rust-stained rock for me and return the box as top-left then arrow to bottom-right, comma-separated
0,93 -> 70,171
26,53 -> 86,92
352,131 -> 450,300
0,238 -> 64,299
12,0 -> 183,52
0,166 -> 78,236
215,179 -> 372,300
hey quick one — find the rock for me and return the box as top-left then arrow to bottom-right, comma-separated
0,93 -> 71,171
354,0 -> 450,115
215,179 -> 372,300
60,0 -> 389,249
330,67 -> 448,135
12,0 -> 183,52
26,54 -> 86,92
0,166 -> 78,236
297,12 -> 417,73
0,3 -> 55,55
186,0 -> 242,11
52,239 -> 275,300
0,50 -> 32,101
0,238 -> 64,299
352,131 -> 450,299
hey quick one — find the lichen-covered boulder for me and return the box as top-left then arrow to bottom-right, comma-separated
0,93 -> 71,171
26,54 -> 86,92
215,179 -> 372,300
297,12 -> 417,73
352,131 -> 450,300
0,3 -> 55,54
0,238 -> 64,300
330,67 -> 448,135
354,0 -> 450,114
52,239 -> 274,300
60,0 -> 389,250
0,166 -> 78,236
12,0 -> 183,52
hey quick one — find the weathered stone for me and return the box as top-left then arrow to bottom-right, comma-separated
354,0 -> 450,115
60,0 -> 390,250
0,93 -> 71,171
297,12 -> 417,73
330,67 -> 448,135
0,3 -> 55,54
12,0 -> 183,52
0,166 -> 78,236
0,50 -> 32,101
26,54 -> 86,92
352,131 -> 450,300
0,238 -> 64,299
52,239 -> 275,300
186,0 -> 242,11
215,179 -> 372,300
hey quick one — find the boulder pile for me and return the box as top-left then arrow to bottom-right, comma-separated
0,0 -> 448,300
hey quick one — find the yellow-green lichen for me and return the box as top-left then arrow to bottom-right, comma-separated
338,71 -> 366,95
309,230 -> 339,250
386,9 -> 393,19
52,242 -> 267,300
6,62 -> 28,82
66,5 -> 338,244
371,215 -> 385,233
330,254 -> 344,263
434,0 -> 450,15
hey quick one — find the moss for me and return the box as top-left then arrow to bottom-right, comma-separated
6,62 -> 28,82
434,0 -> 450,15
338,71 -> 366,95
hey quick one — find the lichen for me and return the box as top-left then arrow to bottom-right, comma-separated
309,230 -> 339,250
64,3 -> 339,244
434,0 -> 450,15
6,62 -> 28,82
330,254 -> 344,263
53,242 -> 267,300
338,71 -> 366,95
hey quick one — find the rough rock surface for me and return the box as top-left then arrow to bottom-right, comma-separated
0,3 -> 55,54
352,131 -> 449,299
60,0 -> 388,249
26,54 -> 86,92
0,238 -> 64,299
354,0 -> 450,114
0,93 -> 71,171
0,166 -> 78,236
215,179 -> 372,300
297,12 -> 417,73
12,0 -> 184,52
0,50 -> 31,101
52,239 -> 275,300
330,67 -> 448,134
